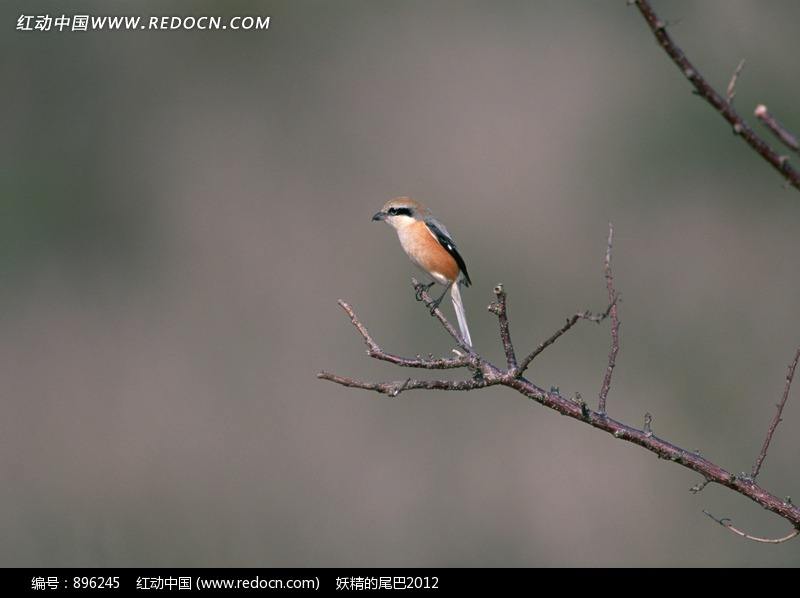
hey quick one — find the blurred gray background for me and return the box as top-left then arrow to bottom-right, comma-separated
2,0 -> 799,567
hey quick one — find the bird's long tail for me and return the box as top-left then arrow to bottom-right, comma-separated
450,282 -> 472,349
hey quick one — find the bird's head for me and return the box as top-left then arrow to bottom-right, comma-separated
372,197 -> 428,230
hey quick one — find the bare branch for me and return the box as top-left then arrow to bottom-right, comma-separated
754,104 -> 800,154
633,0 -> 800,192
317,371 -> 489,396
320,231 -> 800,539
337,300 -> 469,369
515,299 -> 615,377
503,374 -> 800,535
517,313 -> 585,375
488,283 -> 517,370
752,347 -> 800,479
598,223 -> 620,414
703,511 -> 800,544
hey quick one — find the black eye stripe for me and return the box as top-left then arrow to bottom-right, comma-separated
389,207 -> 412,217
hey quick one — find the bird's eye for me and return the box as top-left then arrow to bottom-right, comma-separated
387,207 -> 397,215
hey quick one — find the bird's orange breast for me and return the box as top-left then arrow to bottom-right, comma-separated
398,221 -> 459,284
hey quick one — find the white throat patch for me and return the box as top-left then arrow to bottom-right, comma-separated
385,214 -> 416,230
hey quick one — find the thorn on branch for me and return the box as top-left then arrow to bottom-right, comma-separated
572,393 -> 591,420
643,412 -> 653,437
702,510 -> 800,544
652,17 -> 683,32
390,378 -> 412,398
726,58 -> 745,104
690,479 -> 710,494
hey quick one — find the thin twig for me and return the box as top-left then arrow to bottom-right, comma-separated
516,299 -> 615,377
752,347 -> 800,479
726,58 -> 745,104
337,300 -> 469,369
633,0 -> 800,191
754,105 -> 800,154
317,371 -> 489,396
703,511 -> 800,544
517,310 -> 601,376
488,284 -> 517,370
598,223 -> 620,414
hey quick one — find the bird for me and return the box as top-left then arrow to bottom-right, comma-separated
372,197 -> 472,348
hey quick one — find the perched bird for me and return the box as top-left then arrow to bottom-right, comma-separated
372,197 -> 472,348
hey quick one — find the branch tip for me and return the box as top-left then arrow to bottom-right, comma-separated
490,282 -> 517,370
598,222 -> 620,413
751,347 -> 800,479
754,104 -> 800,153
703,510 -> 800,544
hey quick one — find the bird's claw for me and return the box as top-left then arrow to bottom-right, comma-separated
415,282 -> 435,301
427,298 -> 443,314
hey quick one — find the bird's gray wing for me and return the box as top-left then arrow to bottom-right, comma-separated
423,217 -> 472,286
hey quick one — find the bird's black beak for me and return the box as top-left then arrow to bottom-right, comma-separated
372,211 -> 386,222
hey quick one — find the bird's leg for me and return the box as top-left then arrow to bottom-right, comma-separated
427,283 -> 452,314
415,281 -> 435,302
